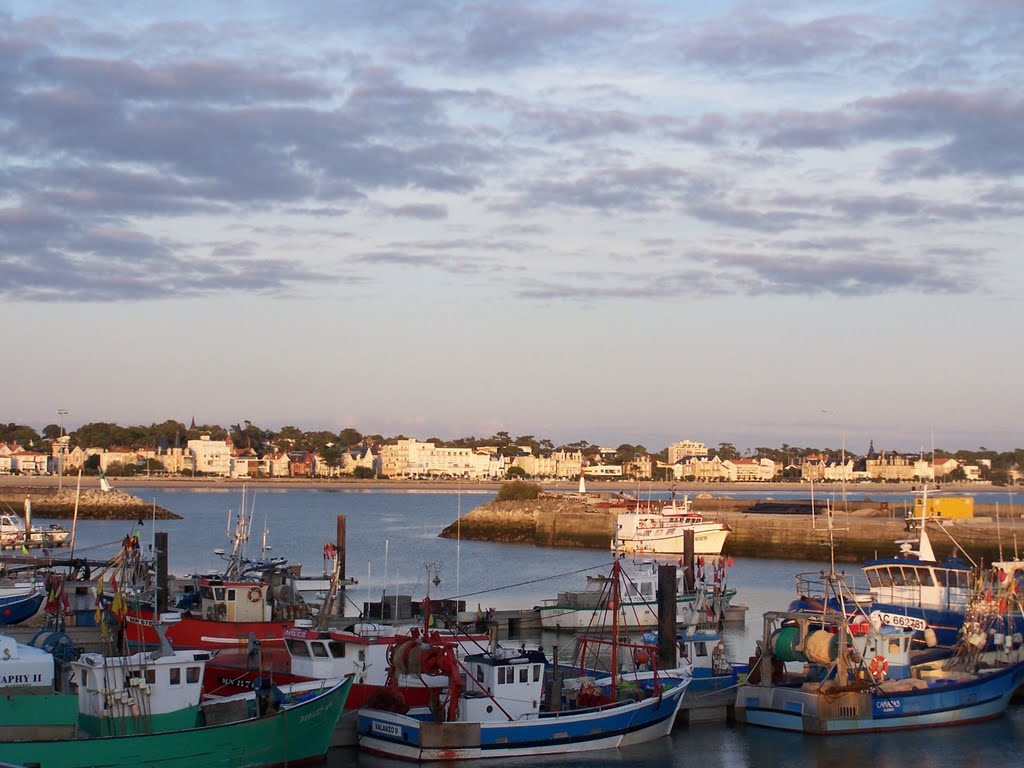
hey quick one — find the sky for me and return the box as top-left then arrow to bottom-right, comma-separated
2,1 -> 1022,456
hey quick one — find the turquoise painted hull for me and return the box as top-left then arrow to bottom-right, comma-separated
0,676 -> 352,768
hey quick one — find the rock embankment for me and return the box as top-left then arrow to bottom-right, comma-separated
440,497 -> 614,549
0,486 -> 180,520
441,495 -> 1022,564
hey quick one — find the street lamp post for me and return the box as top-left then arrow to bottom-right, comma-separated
820,409 -> 846,513
57,409 -> 68,491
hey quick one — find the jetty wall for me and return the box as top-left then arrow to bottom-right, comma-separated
0,486 -> 180,520
440,496 -> 1022,564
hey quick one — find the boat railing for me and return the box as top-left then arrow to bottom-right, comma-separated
793,571 -> 870,602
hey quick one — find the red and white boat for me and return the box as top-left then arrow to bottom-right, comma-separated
125,501 -> 328,651
124,575 -> 312,650
201,617 -> 491,710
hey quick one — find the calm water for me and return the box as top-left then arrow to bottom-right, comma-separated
36,486 -> 1024,767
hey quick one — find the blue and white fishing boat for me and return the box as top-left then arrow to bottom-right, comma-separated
736,557 -> 1024,734
629,627 -> 748,694
0,587 -> 45,625
358,560 -> 689,761
791,487 -> 1000,649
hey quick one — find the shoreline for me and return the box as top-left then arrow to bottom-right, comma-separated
0,474 -> 1003,495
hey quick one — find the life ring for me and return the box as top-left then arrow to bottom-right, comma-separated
247,587 -> 262,604
869,655 -> 889,679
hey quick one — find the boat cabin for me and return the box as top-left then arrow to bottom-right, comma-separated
193,578 -> 271,622
862,556 -> 972,612
0,634 -> 55,693
71,648 -> 210,734
461,648 -> 547,721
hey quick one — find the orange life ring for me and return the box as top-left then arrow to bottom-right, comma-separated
869,655 -> 889,679
247,586 -> 262,604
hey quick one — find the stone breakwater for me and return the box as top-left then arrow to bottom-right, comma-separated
439,495 -> 1021,564
0,486 -> 180,520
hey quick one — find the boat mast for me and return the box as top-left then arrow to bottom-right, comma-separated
611,558 -> 620,693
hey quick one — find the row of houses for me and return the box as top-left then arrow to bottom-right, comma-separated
0,435 -> 1011,483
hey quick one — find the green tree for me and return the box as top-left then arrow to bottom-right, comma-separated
497,481 -> 542,501
353,465 -> 376,479
73,422 -> 130,449
0,423 -> 42,446
716,442 -> 740,460
505,465 -> 528,479
338,428 -> 363,448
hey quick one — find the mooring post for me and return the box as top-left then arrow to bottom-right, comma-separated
657,564 -> 678,670
155,531 -> 169,613
336,514 -> 347,613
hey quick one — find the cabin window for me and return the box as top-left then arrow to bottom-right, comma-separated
533,665 -> 541,682
186,666 -> 200,684
498,667 -> 515,685
640,583 -> 652,597
915,569 -> 935,587
227,589 -> 236,601
79,669 -> 90,688
476,666 -> 485,683
519,667 -> 528,683
287,638 -> 310,657
312,642 -> 329,658
877,569 -> 894,587
890,569 -> 907,586
146,669 -> 156,684
328,641 -> 346,658
695,642 -> 708,657
169,667 -> 181,685
200,586 -> 214,600
865,570 -> 880,588
214,588 -> 225,601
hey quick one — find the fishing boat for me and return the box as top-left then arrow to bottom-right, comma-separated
0,627 -> 354,768
124,507 -> 329,651
632,626 -> 749,694
791,488 -> 1010,650
537,557 -> 735,631
613,494 -> 731,557
202,618 -> 490,708
0,586 -> 45,625
0,504 -> 71,549
735,550 -> 1024,735
358,559 -> 689,761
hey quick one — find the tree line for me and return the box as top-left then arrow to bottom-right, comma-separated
1,420 -> 1021,472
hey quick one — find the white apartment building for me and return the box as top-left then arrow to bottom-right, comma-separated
188,435 -> 231,476
379,439 -> 505,480
722,457 -> 779,482
667,440 -> 709,465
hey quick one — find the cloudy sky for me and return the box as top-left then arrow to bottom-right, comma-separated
3,1 -> 1022,454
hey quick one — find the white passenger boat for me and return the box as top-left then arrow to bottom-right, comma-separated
613,495 -> 731,556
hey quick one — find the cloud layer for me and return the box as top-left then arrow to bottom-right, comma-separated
2,2 -> 1022,303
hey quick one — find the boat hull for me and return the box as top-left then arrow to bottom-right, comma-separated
537,589 -> 736,631
0,591 -> 44,625
0,676 -> 352,768
125,611 -> 293,651
616,526 -> 731,557
358,682 -> 686,761
735,661 -> 1024,734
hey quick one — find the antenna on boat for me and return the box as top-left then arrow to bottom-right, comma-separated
457,482 -> 462,600
383,538 -> 389,606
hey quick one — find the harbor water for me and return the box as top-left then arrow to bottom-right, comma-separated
36,486 -> 1024,767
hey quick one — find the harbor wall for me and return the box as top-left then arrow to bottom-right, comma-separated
440,496 -> 1022,564
0,486 -> 180,519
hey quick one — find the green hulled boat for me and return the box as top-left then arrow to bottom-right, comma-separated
0,632 -> 353,768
